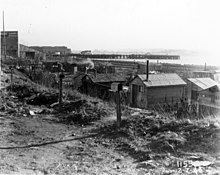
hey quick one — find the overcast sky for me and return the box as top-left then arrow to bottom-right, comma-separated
0,0 -> 220,64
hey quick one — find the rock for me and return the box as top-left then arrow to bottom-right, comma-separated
29,110 -> 35,116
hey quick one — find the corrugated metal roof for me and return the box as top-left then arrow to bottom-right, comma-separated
137,73 -> 186,87
187,78 -> 218,90
87,73 -> 126,83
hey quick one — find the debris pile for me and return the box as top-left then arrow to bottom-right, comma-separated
57,99 -> 111,125
1,74 -> 112,125
90,109 -> 220,173
6,83 -> 38,99
0,91 -> 29,115
27,91 -> 58,106
94,109 -> 220,156
50,99 -> 87,112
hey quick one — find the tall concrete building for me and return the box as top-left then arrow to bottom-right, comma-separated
1,31 -> 18,58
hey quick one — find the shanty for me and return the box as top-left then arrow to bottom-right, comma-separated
129,73 -> 186,108
187,77 -> 220,114
81,73 -> 126,100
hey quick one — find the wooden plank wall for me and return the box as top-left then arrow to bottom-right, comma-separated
129,77 -> 148,108
147,86 -> 185,106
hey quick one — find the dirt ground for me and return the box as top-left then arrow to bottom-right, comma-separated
1,70 -> 220,175
0,112 -> 138,175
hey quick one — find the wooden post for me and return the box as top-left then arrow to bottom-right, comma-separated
58,63 -> 65,112
196,101 -> 199,116
116,91 -> 121,127
111,83 -> 122,128
59,72 -> 64,111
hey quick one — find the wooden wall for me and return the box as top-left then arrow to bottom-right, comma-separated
147,85 -> 185,107
81,78 -> 116,101
129,77 -> 148,108
130,76 -> 185,109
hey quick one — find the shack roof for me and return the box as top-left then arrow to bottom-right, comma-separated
187,78 -> 218,90
136,73 -> 186,87
72,71 -> 86,79
85,73 -> 126,83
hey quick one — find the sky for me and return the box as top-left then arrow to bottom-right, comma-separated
0,0 -> 220,65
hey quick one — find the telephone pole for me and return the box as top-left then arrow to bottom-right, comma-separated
3,11 -> 6,62
0,13 -> 1,73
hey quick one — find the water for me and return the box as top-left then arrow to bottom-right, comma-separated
156,55 -> 219,67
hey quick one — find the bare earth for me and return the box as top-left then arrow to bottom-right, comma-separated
0,113 -> 137,175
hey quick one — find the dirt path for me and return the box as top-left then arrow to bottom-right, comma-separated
0,111 -> 139,175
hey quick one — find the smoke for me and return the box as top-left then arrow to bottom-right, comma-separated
85,58 -> 94,69
67,56 -> 94,69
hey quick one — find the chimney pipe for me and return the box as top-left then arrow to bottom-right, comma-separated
146,60 -> 149,81
85,66 -> 88,74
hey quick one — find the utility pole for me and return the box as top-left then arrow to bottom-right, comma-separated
0,12 -> 1,75
3,11 -> 6,62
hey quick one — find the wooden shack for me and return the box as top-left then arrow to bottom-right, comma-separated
187,78 -> 220,114
72,72 -> 86,90
129,73 -> 186,109
193,70 -> 220,84
81,73 -> 126,100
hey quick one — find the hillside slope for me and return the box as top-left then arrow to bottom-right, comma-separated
0,68 -> 220,174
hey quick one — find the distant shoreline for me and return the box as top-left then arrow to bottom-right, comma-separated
92,58 -> 219,69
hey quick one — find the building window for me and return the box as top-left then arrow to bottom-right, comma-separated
139,85 -> 144,92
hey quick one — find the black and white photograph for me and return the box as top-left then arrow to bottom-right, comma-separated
0,0 -> 220,174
